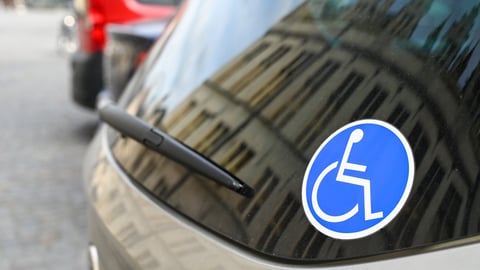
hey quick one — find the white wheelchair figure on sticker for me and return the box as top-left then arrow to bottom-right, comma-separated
312,128 -> 383,223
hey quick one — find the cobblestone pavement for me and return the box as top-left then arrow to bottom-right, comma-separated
0,7 -> 97,270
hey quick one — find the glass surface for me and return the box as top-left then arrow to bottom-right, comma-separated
113,0 -> 480,262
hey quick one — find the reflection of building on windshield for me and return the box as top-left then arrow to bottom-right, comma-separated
114,0 -> 480,261
344,0 -> 480,84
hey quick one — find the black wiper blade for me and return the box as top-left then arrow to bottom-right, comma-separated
99,103 -> 254,198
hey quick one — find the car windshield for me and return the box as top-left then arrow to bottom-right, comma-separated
114,0 -> 480,263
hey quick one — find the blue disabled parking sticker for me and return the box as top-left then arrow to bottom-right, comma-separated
302,119 -> 414,240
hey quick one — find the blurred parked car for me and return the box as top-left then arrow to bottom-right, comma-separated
24,0 -> 70,8
56,11 -> 77,54
86,0 -> 480,269
71,0 -> 178,109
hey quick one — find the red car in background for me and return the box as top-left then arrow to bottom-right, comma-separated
71,0 -> 179,109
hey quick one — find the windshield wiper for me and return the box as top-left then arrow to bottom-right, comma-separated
99,103 -> 254,198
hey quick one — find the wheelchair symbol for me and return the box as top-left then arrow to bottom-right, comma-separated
311,128 -> 384,223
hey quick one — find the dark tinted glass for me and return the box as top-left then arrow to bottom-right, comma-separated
112,0 -> 480,263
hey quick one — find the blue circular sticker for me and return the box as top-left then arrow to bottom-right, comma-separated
302,119 -> 414,240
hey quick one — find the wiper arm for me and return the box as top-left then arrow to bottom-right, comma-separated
99,103 -> 254,198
